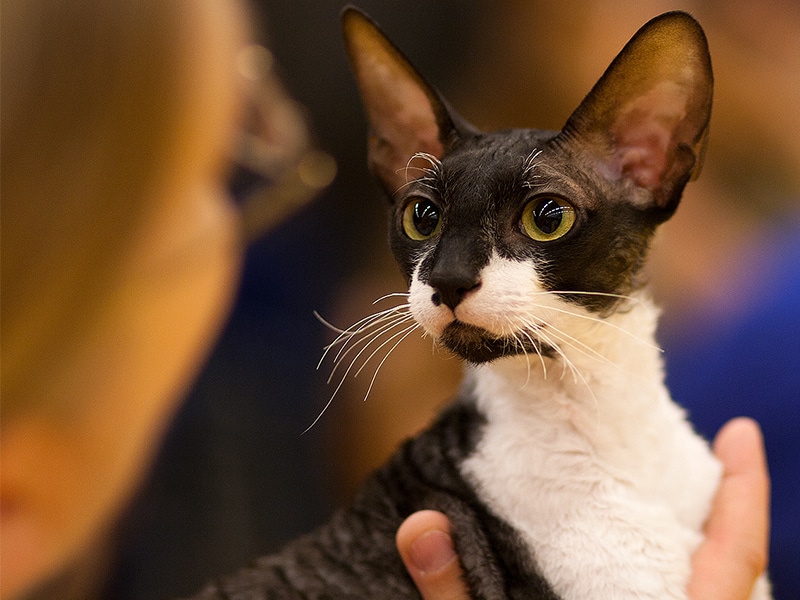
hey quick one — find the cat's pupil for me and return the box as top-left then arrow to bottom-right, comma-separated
533,198 -> 564,234
413,200 -> 440,237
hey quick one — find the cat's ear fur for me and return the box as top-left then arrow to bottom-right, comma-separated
341,6 -> 474,196
558,12 -> 713,221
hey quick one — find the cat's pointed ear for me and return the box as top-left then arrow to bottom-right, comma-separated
559,12 -> 713,221
342,7 -> 472,196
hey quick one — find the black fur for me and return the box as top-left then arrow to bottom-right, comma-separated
189,400 -> 558,599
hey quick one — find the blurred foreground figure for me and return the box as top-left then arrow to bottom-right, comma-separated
1,2 -> 251,596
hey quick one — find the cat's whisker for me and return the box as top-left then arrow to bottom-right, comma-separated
409,152 -> 443,175
533,328 -> 573,382
360,323 -> 421,402
539,289 -> 644,304
545,327 -> 603,442
533,327 -> 600,426
522,149 -> 547,189
542,330 -> 587,389
314,310 -> 354,336
332,305 -> 411,345
372,292 -> 410,304
306,313 -> 413,434
393,178 -> 419,194
491,302 -> 609,381
535,289 -> 659,334
394,152 -> 442,194
327,312 -> 414,382
526,314 -> 650,386
302,395 -> 336,435
538,327 -> 597,376
505,314 -> 545,385
352,318 -> 418,378
523,303 -> 658,383
532,322 -> 625,434
316,304 -> 405,342
502,305 -> 614,370
399,165 -> 431,174
323,320 -> 399,371
529,313 -> 626,378
515,330 -> 536,388
318,304 -> 411,367
526,298 -> 661,352
522,148 -> 543,176
529,314 -> 617,369
303,292 -> 419,433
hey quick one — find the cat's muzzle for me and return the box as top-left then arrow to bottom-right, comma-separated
439,321 -> 553,364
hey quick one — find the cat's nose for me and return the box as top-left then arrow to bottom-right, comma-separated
430,273 -> 481,310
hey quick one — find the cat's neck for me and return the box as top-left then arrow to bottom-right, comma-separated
465,292 -> 677,464
461,295 -> 722,600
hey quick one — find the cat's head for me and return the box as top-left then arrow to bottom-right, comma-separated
342,7 -> 712,364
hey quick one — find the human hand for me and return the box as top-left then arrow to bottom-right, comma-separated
396,510 -> 470,600
688,417 -> 771,600
397,419 -> 770,600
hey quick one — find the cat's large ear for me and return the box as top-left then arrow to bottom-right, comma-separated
342,6 -> 473,196
558,12 -> 713,221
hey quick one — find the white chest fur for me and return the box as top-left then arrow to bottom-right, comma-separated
409,254 -> 725,599
462,355 -> 720,600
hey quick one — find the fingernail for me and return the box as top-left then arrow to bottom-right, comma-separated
409,530 -> 457,574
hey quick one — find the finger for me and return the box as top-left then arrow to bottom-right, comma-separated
396,510 -> 471,600
688,417 -> 770,600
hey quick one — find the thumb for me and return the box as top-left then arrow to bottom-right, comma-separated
396,510 -> 471,600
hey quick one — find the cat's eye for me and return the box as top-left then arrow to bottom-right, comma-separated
521,196 -> 576,242
402,198 -> 442,240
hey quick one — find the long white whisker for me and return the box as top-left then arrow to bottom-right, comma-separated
539,325 -> 606,370
314,310 -> 351,336
526,300 -> 660,352
504,307 -> 610,369
514,330 -> 534,388
534,327 -> 573,382
316,304 -> 405,340
317,304 -> 411,368
527,309 -> 637,379
306,294 -> 419,433
517,298 -> 658,380
327,313 -> 414,382
503,314 -> 541,386
333,304 -> 411,341
509,303 -> 649,384
518,327 -> 546,382
352,319 -> 418,378
538,289 -> 645,305
535,326 -> 602,443
329,309 -> 411,357
536,318 -> 617,368
360,324 -> 421,402
302,397 -> 335,435
373,292 -> 410,304
306,314 -> 410,434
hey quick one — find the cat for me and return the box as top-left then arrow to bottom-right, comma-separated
191,7 -> 771,600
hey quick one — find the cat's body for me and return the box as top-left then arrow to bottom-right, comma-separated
192,8 -> 771,600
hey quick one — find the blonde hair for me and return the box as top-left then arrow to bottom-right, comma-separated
1,1 -> 200,411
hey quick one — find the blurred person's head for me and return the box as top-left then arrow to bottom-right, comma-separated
1,1 -> 249,596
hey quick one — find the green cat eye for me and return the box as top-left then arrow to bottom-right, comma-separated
521,196 -> 576,241
402,198 -> 442,240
